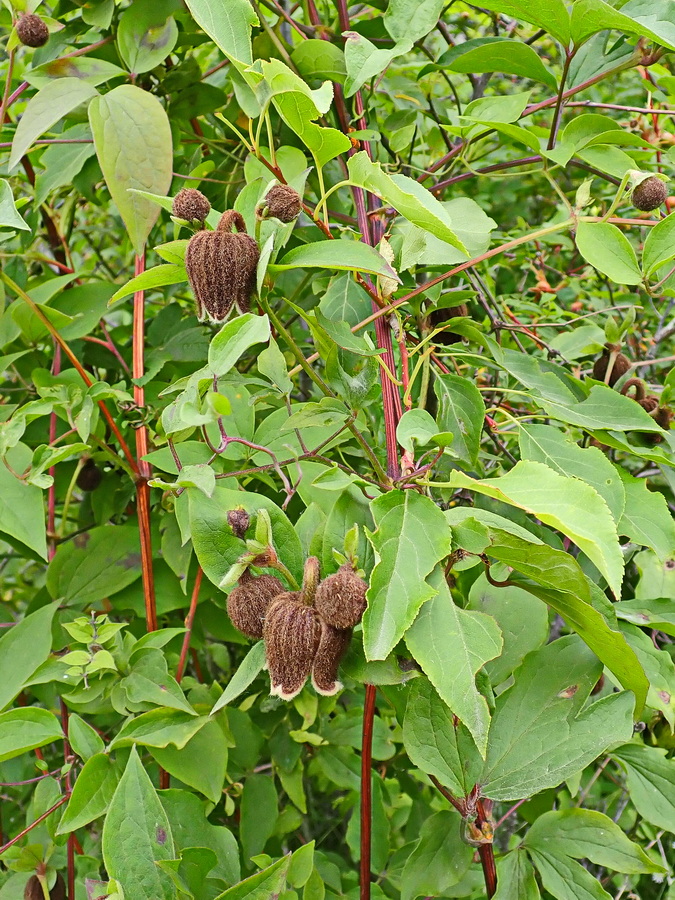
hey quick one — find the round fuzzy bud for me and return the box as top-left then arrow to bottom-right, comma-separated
227,570 -> 285,639
172,188 -> 211,225
312,621 -> 351,696
426,305 -> 468,346
258,184 -> 302,223
314,564 -> 367,630
592,348 -> 630,386
185,210 -> 260,323
632,176 -> 668,212
16,13 -> 49,48
263,592 -> 321,700
227,508 -> 250,539
76,458 -> 103,492
25,874 -> 66,900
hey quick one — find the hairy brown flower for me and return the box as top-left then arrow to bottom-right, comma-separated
227,570 -> 284,639
632,176 -> 668,212
263,592 -> 321,700
592,346 -> 631,386
185,210 -> 260,322
258,184 -> 302,223
314,563 -> 367,630
76,458 -> 103,492
227,508 -> 250,539
172,188 -> 211,225
426,304 -> 468,346
25,874 -> 65,900
16,13 -> 49,47
312,621 -> 351,696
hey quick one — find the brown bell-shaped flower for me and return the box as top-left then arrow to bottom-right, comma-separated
185,210 -> 260,323
592,345 -> 630,386
258,184 -> 302,223
314,563 -> 367,630
227,570 -> 284,639
263,592 -> 321,700
312,621 -> 351,696
16,13 -> 49,47
172,188 -> 211,225
425,304 -> 468,346
25,874 -> 65,900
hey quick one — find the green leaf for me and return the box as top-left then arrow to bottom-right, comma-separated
396,409 -> 441,454
434,372 -> 485,466
402,677 -> 482,797
117,0 -> 178,75
494,852 -> 540,900
57,754 -> 120,833
618,472 -> 675,559
183,0 -> 259,65
0,602 -> 58,711
406,566 -> 502,756
612,742 -> 675,832
363,490 -> 453,660
642,210 -> 675,276
291,40 -> 346,86
519,423 -> 625,523
111,710 -> 207,750
348,152 -> 467,253
481,636 -> 634,800
575,222 -> 642,285
208,313 -> 271,377
151,719 -> 227,805
620,623 -> 675,728
570,0 -> 675,50
540,385 -> 665,434
524,808 -> 664,874
89,85 -> 173,253
383,0 -> 445,44
343,33 -> 404,99
615,597 -> 675,636
0,708 -> 63,762
426,39 -> 557,90
211,642 -> 266,714
25,57 -> 125,89
527,850 -> 611,900
0,179 -> 30,230
68,713 -> 105,761
446,461 -> 624,598
9,78 -> 98,171
47,525 -> 141,605
241,774 -> 278,863
400,810 -> 474,900
102,746 -> 177,900
463,0 -> 570,44
110,264 -> 186,303
0,444 -> 47,559
214,855 -> 290,900
273,240 -> 399,281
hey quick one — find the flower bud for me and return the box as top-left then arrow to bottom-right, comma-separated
227,570 -> 284,639
263,592 -> 321,700
314,563 -> 367,629
76,458 -> 103,492
185,210 -> 260,322
632,176 -> 668,212
227,508 -> 250,539
16,13 -> 49,48
425,304 -> 468,346
592,345 -> 630,386
258,184 -> 302,223
24,874 -> 65,900
172,188 -> 211,225
312,621 -> 351,696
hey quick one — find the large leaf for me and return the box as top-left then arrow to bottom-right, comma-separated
0,179 -> 30,230
540,385 -> 666,434
383,0 -> 445,44
612,743 -> 675,832
183,0 -> 258,65
89,85 -> 173,253
240,774 -> 278,862
0,443 -> 47,559
570,0 -> 675,50
643,209 -> 675,276
151,719 -> 228,805
110,264 -> 186,303
273,240 -> 399,281
9,78 -> 98,170
402,677 -> 482,797
211,642 -> 266,714
111,710 -> 207,750
400,810 -> 474,900
0,708 -> 63,762
425,38 -> 557,90
102,746 -> 177,900
434,372 -> 485,466
619,472 -> 675,560
208,313 -> 271,377
363,490 -> 453,660
527,850 -> 613,900
214,855 -> 290,900
446,461 -> 624,598
462,0 -> 570,45
57,754 -> 120,833
406,566 -> 503,756
0,602 -> 58,711
575,221 -> 642,285
481,636 -> 634,800
494,852 -> 540,900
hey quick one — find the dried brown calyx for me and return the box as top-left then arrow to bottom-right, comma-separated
263,592 -> 321,700
16,13 -> 49,47
227,507 -> 250,540
314,563 -> 367,629
24,874 -> 65,900
312,621 -> 352,696
632,176 -> 668,212
425,304 -> 468,346
172,188 -> 211,225
227,570 -> 284,639
76,458 -> 103,492
592,345 -> 631,386
257,184 -> 302,223
185,210 -> 260,322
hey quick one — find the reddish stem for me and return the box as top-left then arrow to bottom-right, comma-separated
360,683 -> 376,900
47,343 -> 61,560
0,796 -> 69,855
176,567 -> 203,682
476,799 -> 497,898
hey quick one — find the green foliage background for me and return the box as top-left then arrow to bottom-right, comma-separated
1,0 -> 675,898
